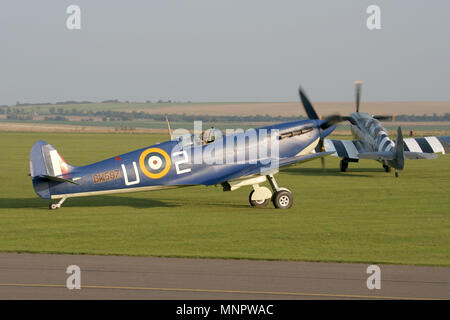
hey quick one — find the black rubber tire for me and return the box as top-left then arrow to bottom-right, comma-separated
383,164 -> 391,172
249,190 -> 270,208
340,160 -> 348,172
272,190 -> 293,209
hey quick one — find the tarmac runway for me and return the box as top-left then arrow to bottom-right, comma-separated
0,253 -> 448,300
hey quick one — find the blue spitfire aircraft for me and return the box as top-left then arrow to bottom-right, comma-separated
304,81 -> 450,177
30,87 -> 342,210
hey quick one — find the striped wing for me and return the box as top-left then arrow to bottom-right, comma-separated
319,139 -> 363,160
320,136 -> 450,160
403,136 -> 449,154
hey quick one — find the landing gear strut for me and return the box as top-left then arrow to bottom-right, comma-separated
340,159 -> 348,172
49,197 -> 67,210
266,175 -> 293,209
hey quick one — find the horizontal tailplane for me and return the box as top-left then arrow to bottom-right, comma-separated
358,152 -> 394,161
403,152 -> 438,160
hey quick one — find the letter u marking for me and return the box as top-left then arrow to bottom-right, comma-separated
121,162 -> 140,186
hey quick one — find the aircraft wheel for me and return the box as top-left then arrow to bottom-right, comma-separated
340,160 -> 348,172
249,191 -> 270,208
272,190 -> 293,209
49,203 -> 59,210
383,164 -> 391,172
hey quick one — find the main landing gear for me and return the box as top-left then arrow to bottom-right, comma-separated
49,197 -> 67,210
272,190 -> 293,209
340,159 -> 348,172
249,190 -> 270,207
382,164 -> 391,172
248,174 -> 293,209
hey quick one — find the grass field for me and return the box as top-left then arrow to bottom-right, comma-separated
0,132 -> 449,266
2,120 -> 449,138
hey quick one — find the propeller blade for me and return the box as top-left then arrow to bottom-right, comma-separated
299,86 -> 319,120
342,116 -> 357,125
355,81 -> 362,113
320,114 -> 344,129
373,115 -> 393,121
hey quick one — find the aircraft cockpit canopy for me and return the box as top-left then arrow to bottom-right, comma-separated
175,133 -> 203,148
175,127 -> 223,149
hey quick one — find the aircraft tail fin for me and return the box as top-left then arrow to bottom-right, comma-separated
30,141 -> 77,199
30,140 -> 76,178
394,126 -> 404,161
389,126 -> 405,171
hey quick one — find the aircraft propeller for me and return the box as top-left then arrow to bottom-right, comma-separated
353,81 -> 393,120
298,86 -> 344,170
355,80 -> 361,113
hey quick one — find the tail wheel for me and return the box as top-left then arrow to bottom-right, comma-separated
340,159 -> 348,172
49,203 -> 59,210
272,190 -> 293,209
249,190 -> 270,207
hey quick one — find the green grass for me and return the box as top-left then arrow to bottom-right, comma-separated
0,132 -> 449,266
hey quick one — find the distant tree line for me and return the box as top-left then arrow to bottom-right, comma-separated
394,113 -> 450,121
11,99 -> 181,107
5,114 -> 33,120
1,105 -> 450,123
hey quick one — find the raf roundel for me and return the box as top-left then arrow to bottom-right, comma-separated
139,148 -> 171,179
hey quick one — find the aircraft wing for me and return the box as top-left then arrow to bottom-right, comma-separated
207,152 -> 334,185
317,139 -> 363,160
403,136 -> 450,154
276,151 -> 335,170
319,135 -> 450,160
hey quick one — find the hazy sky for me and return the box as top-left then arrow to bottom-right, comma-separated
1,1 -> 449,105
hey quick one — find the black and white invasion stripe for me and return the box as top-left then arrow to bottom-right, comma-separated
322,139 -> 362,160
376,129 -> 395,152
403,136 -> 449,154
